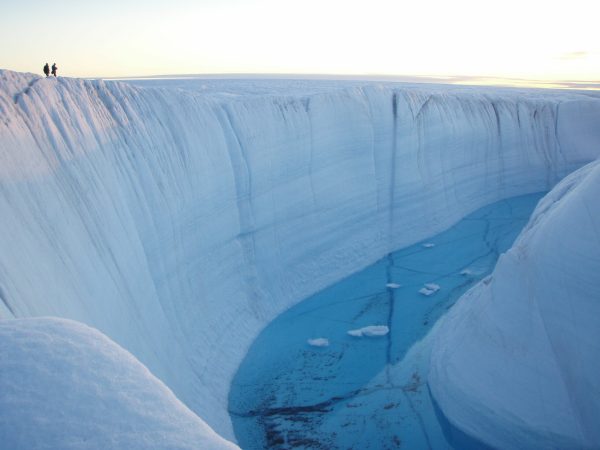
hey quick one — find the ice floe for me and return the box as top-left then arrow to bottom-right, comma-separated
419,283 -> 441,296
307,338 -> 330,347
347,325 -> 389,337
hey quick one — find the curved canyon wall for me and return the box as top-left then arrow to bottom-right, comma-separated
429,158 -> 600,449
0,69 -> 599,440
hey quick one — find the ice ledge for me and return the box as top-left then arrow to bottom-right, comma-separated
429,159 -> 600,449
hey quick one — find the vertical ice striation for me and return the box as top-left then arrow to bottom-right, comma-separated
0,69 -> 599,440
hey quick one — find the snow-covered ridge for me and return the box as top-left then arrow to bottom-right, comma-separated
0,317 -> 238,449
1,69 -> 599,442
429,159 -> 600,449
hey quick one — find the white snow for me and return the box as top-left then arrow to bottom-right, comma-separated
0,317 -> 238,450
386,282 -> 401,289
307,338 -> 330,347
0,69 -> 599,443
347,325 -> 390,337
429,159 -> 600,449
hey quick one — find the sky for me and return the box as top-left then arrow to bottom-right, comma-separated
1,0 -> 599,87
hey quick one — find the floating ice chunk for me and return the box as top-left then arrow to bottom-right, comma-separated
347,325 -> 389,337
423,243 -> 435,248
460,269 -> 473,276
420,283 -> 440,296
361,326 -> 390,337
307,338 -> 330,347
424,283 -> 440,291
386,283 -> 401,289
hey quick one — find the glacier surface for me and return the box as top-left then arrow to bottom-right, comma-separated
1,69 -> 599,445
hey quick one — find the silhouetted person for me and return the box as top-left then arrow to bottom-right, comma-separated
43,63 -> 50,77
51,63 -> 57,77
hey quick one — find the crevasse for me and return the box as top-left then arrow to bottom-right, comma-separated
0,69 -> 599,442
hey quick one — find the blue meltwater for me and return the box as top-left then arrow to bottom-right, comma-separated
229,193 -> 543,450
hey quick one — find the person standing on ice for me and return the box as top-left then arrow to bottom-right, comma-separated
51,63 -> 58,77
43,63 -> 49,77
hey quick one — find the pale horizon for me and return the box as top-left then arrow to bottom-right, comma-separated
2,0 -> 599,89
103,72 -> 600,90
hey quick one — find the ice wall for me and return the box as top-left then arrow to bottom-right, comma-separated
429,159 -> 600,449
0,69 -> 599,440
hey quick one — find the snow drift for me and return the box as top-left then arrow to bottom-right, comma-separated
429,158 -> 600,449
0,69 -> 599,443
0,318 -> 238,449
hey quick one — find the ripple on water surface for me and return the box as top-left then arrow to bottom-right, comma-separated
229,193 -> 544,450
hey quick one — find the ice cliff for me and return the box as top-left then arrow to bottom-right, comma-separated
0,69 -> 599,445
